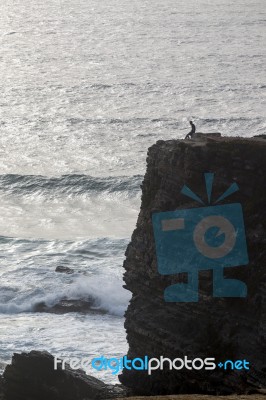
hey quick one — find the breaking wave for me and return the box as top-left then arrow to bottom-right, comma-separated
0,275 -> 130,317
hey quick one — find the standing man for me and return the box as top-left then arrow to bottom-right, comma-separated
185,121 -> 196,139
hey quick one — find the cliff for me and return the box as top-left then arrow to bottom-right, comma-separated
119,135 -> 266,395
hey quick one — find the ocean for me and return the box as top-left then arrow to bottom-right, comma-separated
0,0 -> 265,384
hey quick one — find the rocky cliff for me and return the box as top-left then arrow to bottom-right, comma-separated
119,136 -> 266,395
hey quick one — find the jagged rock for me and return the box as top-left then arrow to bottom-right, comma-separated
33,298 -> 101,314
119,136 -> 266,395
2,351 -> 126,400
55,266 -> 74,274
253,134 -> 266,139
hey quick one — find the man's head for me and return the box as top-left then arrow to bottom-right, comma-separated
190,120 -> 193,125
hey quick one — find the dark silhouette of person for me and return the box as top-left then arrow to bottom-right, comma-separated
185,121 -> 196,139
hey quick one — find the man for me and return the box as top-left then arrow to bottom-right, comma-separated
185,121 -> 196,139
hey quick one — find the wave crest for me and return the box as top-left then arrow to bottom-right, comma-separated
0,275 -> 130,317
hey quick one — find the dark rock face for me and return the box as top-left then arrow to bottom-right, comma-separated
2,351 -> 126,400
55,266 -> 74,274
33,298 -> 99,314
120,137 -> 266,395
192,132 -> 222,139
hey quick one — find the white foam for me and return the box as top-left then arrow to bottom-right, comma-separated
65,275 -> 131,317
0,191 -> 140,240
0,275 -> 131,317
